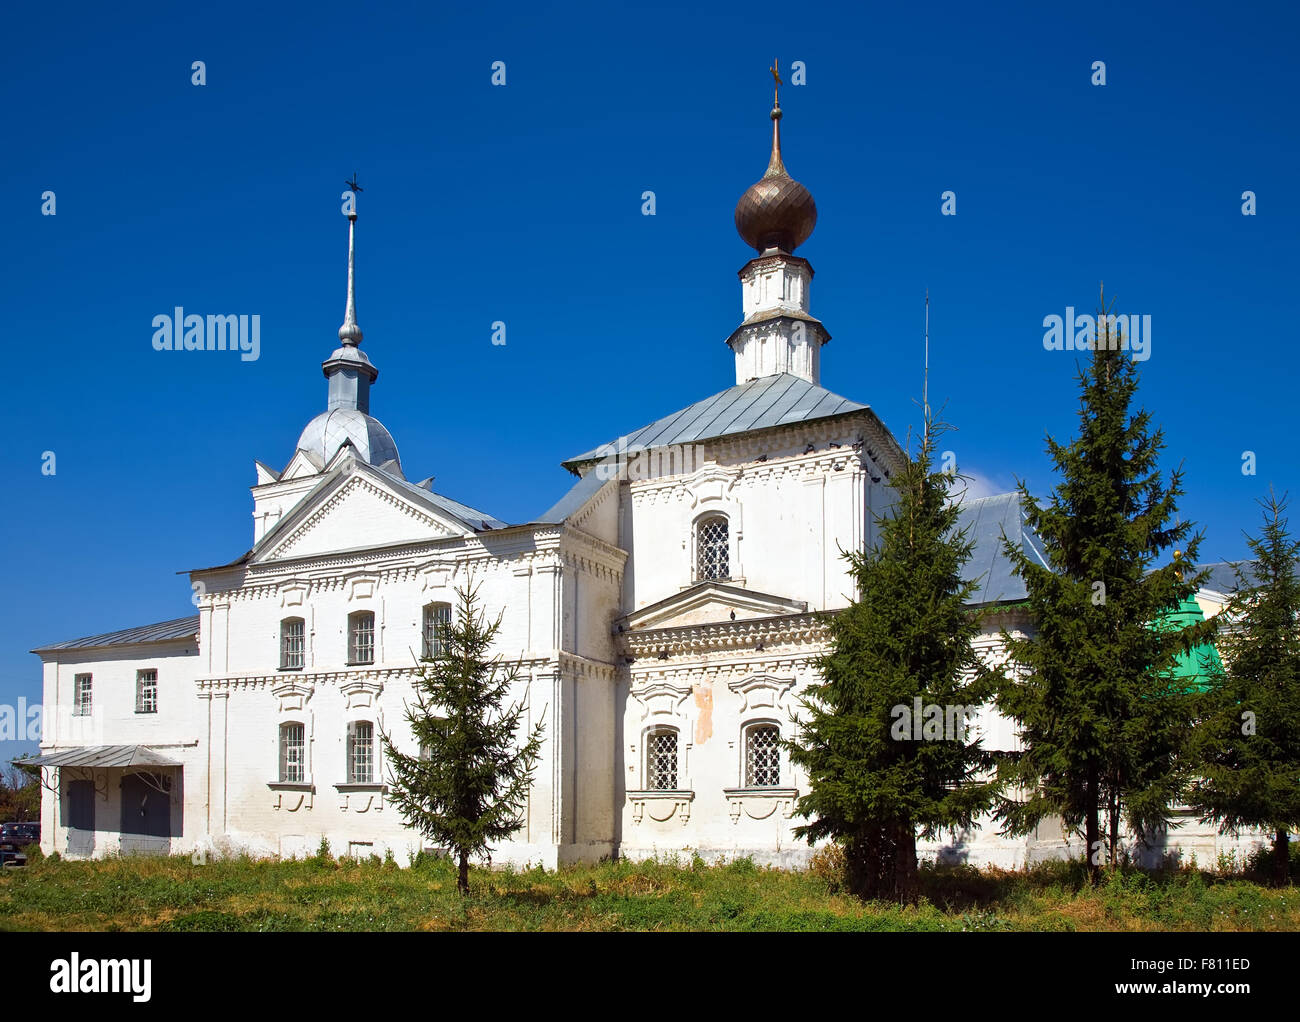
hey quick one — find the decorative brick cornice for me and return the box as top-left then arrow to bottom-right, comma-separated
621,611 -> 830,659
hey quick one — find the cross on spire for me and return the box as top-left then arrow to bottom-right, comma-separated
770,58 -> 782,108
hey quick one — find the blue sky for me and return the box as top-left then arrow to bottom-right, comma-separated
3,0 -> 1296,752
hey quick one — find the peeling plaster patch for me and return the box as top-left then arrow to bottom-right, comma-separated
693,683 -> 713,744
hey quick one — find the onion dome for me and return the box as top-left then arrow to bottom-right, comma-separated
734,69 -> 817,254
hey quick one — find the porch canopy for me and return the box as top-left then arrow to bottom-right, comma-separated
19,745 -> 182,769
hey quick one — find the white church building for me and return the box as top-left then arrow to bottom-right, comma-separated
29,89 -> 1256,871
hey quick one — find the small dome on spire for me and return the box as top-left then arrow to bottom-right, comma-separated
734,63 -> 817,254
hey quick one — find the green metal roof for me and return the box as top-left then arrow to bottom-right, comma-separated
1155,594 -> 1222,692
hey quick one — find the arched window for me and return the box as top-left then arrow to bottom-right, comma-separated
422,602 -> 451,659
744,723 -> 780,787
279,722 -> 306,783
347,721 -> 374,784
348,611 -> 375,665
696,515 -> 729,581
280,617 -> 305,670
646,727 -> 679,790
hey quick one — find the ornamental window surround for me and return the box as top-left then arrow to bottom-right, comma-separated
422,602 -> 451,659
280,617 -> 305,670
73,674 -> 92,716
348,611 -> 375,666
347,720 -> 374,784
646,727 -> 679,790
135,669 -> 158,714
696,515 -> 730,582
279,722 -> 306,784
744,722 -> 781,787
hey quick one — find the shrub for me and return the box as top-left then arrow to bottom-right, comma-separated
807,843 -> 846,893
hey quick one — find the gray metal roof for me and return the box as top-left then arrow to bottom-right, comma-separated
379,468 -> 509,531
563,373 -> 871,470
956,492 -> 1050,606
22,745 -> 182,769
295,409 -> 401,475
1196,558 -> 1300,595
32,615 -> 199,654
1198,559 -> 1255,595
536,470 -> 610,524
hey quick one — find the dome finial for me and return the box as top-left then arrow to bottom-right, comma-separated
339,174 -> 364,347
734,63 -> 817,254
767,58 -> 785,175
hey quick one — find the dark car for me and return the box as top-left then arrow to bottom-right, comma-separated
0,822 -> 40,867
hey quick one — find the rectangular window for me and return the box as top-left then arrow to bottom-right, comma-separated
281,618 -> 305,670
73,674 -> 92,716
647,729 -> 678,790
349,613 -> 375,665
135,669 -> 158,714
348,721 -> 374,784
280,723 -> 306,783
422,603 -> 452,658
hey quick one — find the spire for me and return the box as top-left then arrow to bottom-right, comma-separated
338,174 -> 363,347
320,177 -> 378,413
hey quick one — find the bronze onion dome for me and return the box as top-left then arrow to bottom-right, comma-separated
734,81 -> 817,254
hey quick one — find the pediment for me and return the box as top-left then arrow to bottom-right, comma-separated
281,448 -> 324,481
622,582 -> 807,632
255,469 -> 468,563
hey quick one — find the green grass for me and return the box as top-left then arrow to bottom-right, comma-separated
0,852 -> 1296,931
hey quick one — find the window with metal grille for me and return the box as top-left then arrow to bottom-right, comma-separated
136,669 -> 157,714
422,602 -> 451,658
696,516 -> 729,581
73,674 -> 92,716
646,729 -> 678,790
348,612 -> 375,665
281,617 -> 305,670
280,722 -> 305,783
745,724 -> 780,787
348,721 -> 374,783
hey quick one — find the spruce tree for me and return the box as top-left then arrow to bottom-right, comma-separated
380,585 -> 545,895
995,293 -> 1212,882
790,413 -> 997,904
1189,490 -> 1300,887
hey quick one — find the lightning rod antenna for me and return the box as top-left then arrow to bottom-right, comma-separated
923,289 -> 930,423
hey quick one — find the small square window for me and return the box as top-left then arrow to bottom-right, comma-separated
73,674 -> 92,716
135,669 -> 158,714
